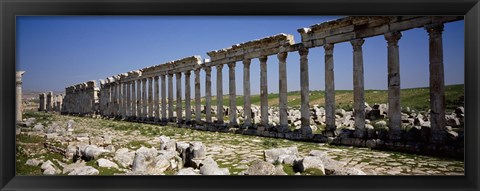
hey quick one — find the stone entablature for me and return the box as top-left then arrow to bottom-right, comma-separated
298,16 -> 463,47
62,80 -> 99,115
207,33 -> 295,65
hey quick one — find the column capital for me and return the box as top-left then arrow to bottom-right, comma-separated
350,38 -> 365,51
228,62 -> 236,68
142,78 -> 147,82
176,72 -> 182,78
425,23 -> 444,37
204,66 -> 212,73
384,31 -> 402,46
324,43 -> 334,55
216,64 -> 224,70
167,72 -> 174,77
298,46 -> 309,56
185,70 -> 191,76
243,59 -> 251,67
259,56 -> 268,63
194,68 -> 201,75
277,52 -> 288,61
154,75 -> 159,80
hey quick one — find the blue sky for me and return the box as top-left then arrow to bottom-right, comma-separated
17,16 -> 464,96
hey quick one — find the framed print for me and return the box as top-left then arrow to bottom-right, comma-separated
1,0 -> 479,191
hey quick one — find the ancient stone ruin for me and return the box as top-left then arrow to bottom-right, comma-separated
38,91 -> 64,113
54,16 -> 463,158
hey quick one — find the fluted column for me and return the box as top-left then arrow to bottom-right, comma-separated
120,82 -> 125,118
126,81 -> 131,117
324,43 -> 336,136
385,31 -> 403,140
299,47 -> 311,135
228,62 -> 237,126
243,59 -> 252,127
278,52 -> 288,128
185,71 -> 192,122
136,79 -> 142,119
195,69 -> 201,123
161,75 -> 167,121
168,73 -> 174,121
259,56 -> 269,127
113,83 -> 118,117
16,71 -> 25,122
351,39 -> 366,138
147,77 -> 153,119
154,76 -> 160,121
176,72 -> 183,123
216,64 -> 224,124
205,67 -> 212,123
142,78 -> 147,119
131,80 -> 136,117
426,23 -> 447,144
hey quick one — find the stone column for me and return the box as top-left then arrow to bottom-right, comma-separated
111,83 -> 116,116
127,81 -> 132,117
16,71 -> 25,122
39,93 -> 46,111
161,75 -> 167,121
168,73 -> 174,121
259,56 -> 269,127
216,64 -> 224,124
195,68 -> 202,123
124,82 -> 128,118
119,82 -> 124,118
205,67 -> 212,123
385,31 -> 403,140
176,72 -> 183,123
109,83 -> 113,116
228,62 -> 237,126
147,77 -> 153,119
136,79 -> 142,119
324,43 -> 336,136
299,47 -> 311,135
351,39 -> 366,138
46,91 -> 53,112
154,76 -> 160,122
185,71 -> 192,123
426,23 -> 447,144
278,52 -> 288,128
131,80 -> 136,117
142,78 -> 147,119
243,59 -> 252,127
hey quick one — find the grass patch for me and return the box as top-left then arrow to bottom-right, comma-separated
261,139 -> 279,148
283,164 -> 296,175
303,168 -> 325,175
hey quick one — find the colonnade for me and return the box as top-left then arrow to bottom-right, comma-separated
60,16 -> 462,143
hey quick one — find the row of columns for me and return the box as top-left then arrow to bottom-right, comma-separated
85,22 -> 447,142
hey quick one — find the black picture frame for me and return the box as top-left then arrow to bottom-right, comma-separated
1,0 -> 478,190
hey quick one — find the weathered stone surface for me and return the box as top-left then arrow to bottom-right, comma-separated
68,166 -> 99,175
293,156 -> 325,174
62,162 -> 87,174
159,135 -> 176,151
25,159 -> 43,167
331,167 -> 366,175
264,147 -> 299,164
81,145 -> 108,161
114,148 -> 135,168
245,160 -> 276,175
41,160 -> 60,175
176,167 -> 198,175
199,157 -> 229,175
97,158 -> 119,169
132,147 -> 158,173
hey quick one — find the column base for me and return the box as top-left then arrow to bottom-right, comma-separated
388,130 -> 403,141
323,130 -> 338,137
430,130 -> 447,144
354,129 -> 367,139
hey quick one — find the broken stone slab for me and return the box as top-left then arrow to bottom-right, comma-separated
159,135 -> 176,151
131,146 -> 158,173
41,160 -> 60,175
97,158 -> 119,169
244,160 -> 276,175
293,156 -> 325,175
176,167 -> 198,175
25,159 -> 43,167
68,166 -> 99,175
114,148 -> 135,168
264,147 -> 298,164
81,145 -> 108,161
62,162 -> 87,174
331,167 -> 366,175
